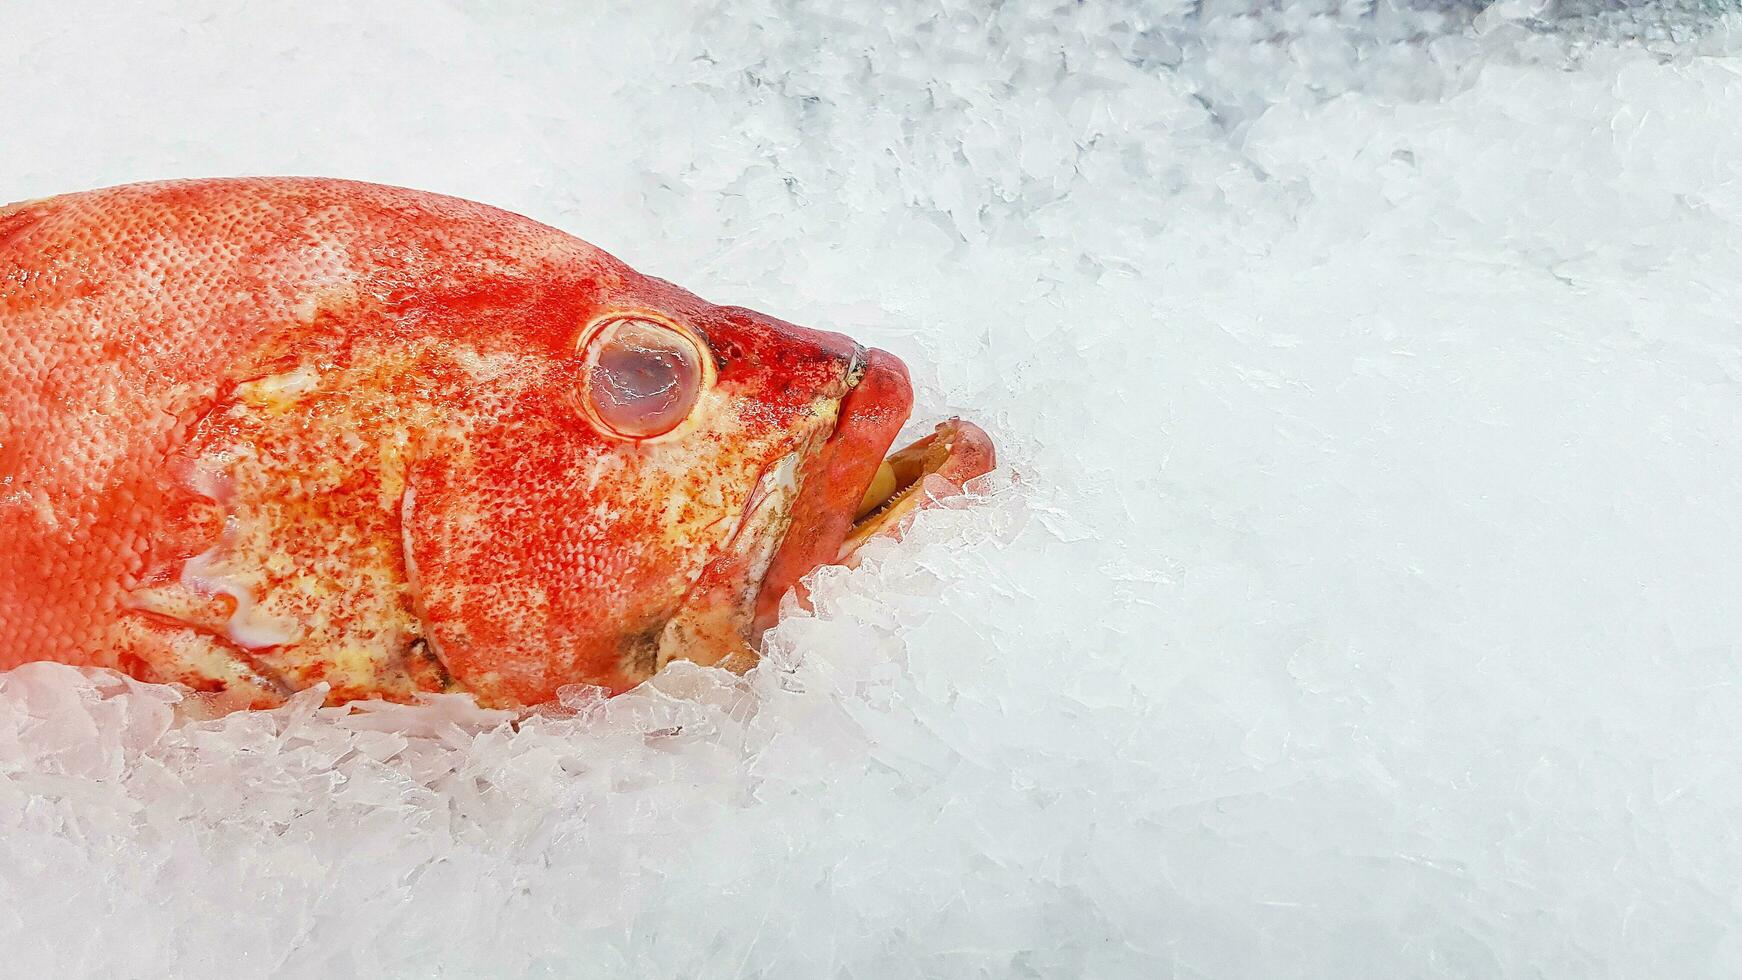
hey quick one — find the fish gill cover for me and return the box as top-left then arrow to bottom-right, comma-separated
3,0 -> 1742,977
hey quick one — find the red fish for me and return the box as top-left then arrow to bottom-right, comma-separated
0,178 -> 994,709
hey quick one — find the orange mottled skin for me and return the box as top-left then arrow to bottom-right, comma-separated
0,178 -> 916,709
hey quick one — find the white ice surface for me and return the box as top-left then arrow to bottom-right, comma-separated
5,1 -> 1742,976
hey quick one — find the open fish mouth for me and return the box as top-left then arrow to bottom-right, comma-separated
842,418 -> 997,559
750,348 -> 996,635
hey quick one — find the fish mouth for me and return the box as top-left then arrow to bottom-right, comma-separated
839,416 -> 996,556
750,348 -> 996,636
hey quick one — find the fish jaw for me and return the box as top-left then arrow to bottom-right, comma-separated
749,351 -> 1000,639
751,348 -> 912,635
837,417 -> 997,560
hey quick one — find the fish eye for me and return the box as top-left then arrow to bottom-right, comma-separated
578,316 -> 706,439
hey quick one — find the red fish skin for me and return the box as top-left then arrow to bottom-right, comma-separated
0,178 -> 910,709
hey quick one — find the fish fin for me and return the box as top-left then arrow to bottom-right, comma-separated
0,197 -> 52,249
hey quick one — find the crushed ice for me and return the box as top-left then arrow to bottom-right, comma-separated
4,1 -> 1742,976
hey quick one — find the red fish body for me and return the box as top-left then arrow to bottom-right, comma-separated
0,178 -> 992,709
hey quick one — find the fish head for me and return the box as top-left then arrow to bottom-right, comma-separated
399,273 -> 991,706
